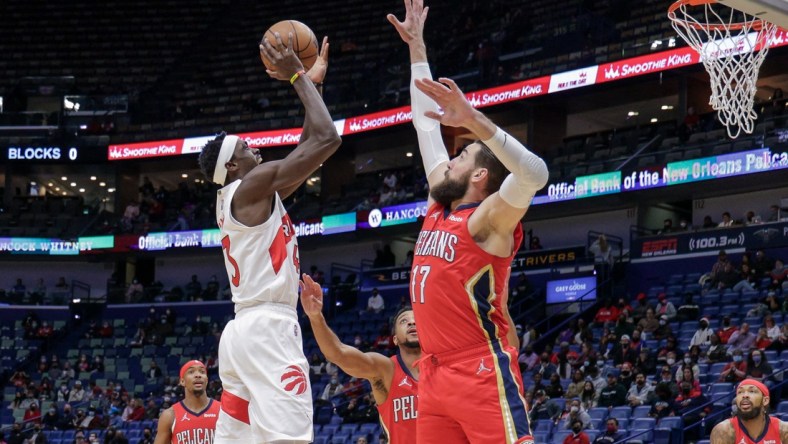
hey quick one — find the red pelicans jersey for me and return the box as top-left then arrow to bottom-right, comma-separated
377,354 -> 419,443
411,203 -> 523,355
216,181 -> 300,311
171,399 -> 221,444
731,416 -> 782,444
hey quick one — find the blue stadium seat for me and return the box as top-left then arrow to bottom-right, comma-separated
588,407 -> 609,421
535,420 -> 553,434
313,436 -> 330,444
552,431 -> 572,444
709,362 -> 727,375
322,424 -> 339,436
610,406 -> 632,419
351,433 -> 370,443
632,418 -> 657,437
339,424 -> 359,434
359,423 -> 379,436
632,405 -> 651,418
711,383 -> 734,402
534,432 -> 550,443
331,433 -> 351,443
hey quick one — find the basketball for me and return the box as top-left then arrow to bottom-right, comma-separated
260,20 -> 319,71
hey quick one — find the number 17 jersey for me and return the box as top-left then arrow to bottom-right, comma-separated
216,180 -> 300,311
410,202 -> 523,355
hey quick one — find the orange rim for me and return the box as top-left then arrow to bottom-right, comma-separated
668,0 -> 768,32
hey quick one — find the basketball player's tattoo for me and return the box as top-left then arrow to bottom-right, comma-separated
710,420 -> 735,444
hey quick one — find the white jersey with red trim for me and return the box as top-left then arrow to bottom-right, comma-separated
216,180 -> 300,311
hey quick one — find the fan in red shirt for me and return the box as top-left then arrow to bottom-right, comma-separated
593,300 -> 620,326
563,419 -> 590,444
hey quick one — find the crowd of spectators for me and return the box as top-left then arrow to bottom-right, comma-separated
519,246 -> 787,441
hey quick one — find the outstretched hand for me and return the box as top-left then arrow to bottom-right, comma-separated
306,36 -> 330,84
387,0 -> 429,44
261,32 -> 305,81
414,77 -> 476,128
299,273 -> 324,317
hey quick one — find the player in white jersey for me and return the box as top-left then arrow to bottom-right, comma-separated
197,33 -> 340,444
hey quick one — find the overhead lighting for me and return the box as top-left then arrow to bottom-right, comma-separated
194,179 -> 200,183
62,192 -> 67,196
70,182 -> 77,187
48,183 -> 53,187
108,188 -> 115,193
650,118 -> 658,123
61,176 -> 67,181
79,188 -> 85,193
181,173 -> 188,178
310,176 -> 320,182
406,152 -> 413,157
90,176 -> 97,181
79,124 -> 87,130
30,181 -> 36,186
99,182 -> 106,187
661,105 -> 674,110
627,111 -> 639,117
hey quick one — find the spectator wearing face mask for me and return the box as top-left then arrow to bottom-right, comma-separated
719,349 -> 747,382
653,315 -> 673,341
655,293 -> 677,321
41,403 -> 60,430
563,419 -> 591,444
649,383 -> 676,419
746,350 -> 773,385
592,418 -> 626,444
717,315 -> 738,344
674,380 -> 710,441
319,376 -> 343,406
689,317 -> 713,349
706,334 -> 728,363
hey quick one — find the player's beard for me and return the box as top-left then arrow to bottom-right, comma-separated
430,170 -> 472,208
191,388 -> 205,397
401,339 -> 420,349
736,404 -> 762,420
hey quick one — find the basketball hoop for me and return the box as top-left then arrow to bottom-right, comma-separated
668,0 -> 777,138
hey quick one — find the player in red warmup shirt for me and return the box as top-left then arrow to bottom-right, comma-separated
300,274 -> 419,443
155,360 -> 221,444
387,1 -> 549,442
710,379 -> 788,444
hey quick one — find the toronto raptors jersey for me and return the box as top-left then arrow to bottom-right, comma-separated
216,181 -> 300,310
731,416 -> 782,444
411,203 -> 523,355
377,354 -> 418,444
171,399 -> 221,444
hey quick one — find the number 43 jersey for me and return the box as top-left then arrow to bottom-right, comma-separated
216,180 -> 300,311
411,202 -> 523,355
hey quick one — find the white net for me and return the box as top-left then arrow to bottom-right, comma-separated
668,1 -> 777,138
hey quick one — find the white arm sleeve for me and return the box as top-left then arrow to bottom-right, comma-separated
411,62 -> 449,177
482,127 -> 549,208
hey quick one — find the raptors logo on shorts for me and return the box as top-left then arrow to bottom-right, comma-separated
280,365 -> 307,395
